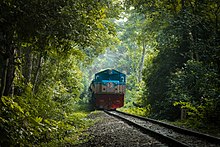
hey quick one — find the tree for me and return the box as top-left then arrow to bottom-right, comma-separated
0,0 -> 122,145
126,0 -> 220,123
0,0 -> 121,97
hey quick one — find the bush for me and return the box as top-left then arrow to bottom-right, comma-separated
169,60 -> 220,126
0,94 -> 92,146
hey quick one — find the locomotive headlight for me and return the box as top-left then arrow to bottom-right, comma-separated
107,82 -> 113,88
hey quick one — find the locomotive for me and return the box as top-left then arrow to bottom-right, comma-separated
89,69 -> 126,110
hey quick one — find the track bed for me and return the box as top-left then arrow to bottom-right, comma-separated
106,110 -> 220,147
76,111 -> 166,147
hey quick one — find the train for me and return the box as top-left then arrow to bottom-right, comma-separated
89,69 -> 126,110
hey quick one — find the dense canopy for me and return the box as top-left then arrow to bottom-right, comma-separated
0,0 -> 219,145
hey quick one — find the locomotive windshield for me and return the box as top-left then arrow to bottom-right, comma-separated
94,69 -> 126,83
97,74 -> 125,82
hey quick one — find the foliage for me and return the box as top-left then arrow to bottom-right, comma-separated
170,60 -> 220,126
0,0 -> 122,146
0,95 -> 92,146
0,50 -> 92,146
125,0 -> 220,132
1,0 -> 220,144
120,81 -> 150,117
119,106 -> 149,117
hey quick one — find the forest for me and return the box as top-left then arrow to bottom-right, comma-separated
0,0 -> 219,146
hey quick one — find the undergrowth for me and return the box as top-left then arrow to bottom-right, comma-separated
0,95 -> 93,146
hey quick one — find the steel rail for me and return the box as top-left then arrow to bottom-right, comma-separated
104,110 -> 189,147
115,110 -> 220,145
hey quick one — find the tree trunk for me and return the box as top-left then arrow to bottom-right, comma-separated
0,57 -> 9,98
138,41 -> 146,82
181,0 -> 185,10
0,47 -> 15,97
3,49 -> 15,96
24,48 -> 33,84
33,53 -> 43,94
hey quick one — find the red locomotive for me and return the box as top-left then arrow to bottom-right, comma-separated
89,69 -> 126,110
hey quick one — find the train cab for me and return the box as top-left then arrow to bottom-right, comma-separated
89,69 -> 126,110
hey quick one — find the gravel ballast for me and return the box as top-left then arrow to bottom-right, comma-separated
76,111 -> 166,147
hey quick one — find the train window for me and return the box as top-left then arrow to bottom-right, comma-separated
121,76 -> 124,82
96,75 -> 99,80
108,82 -> 113,88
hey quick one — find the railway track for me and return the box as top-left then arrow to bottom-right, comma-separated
104,110 -> 220,147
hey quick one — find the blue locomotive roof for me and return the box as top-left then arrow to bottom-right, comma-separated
93,69 -> 126,84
